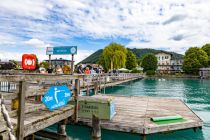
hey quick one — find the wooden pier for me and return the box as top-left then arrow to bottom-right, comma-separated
0,73 -> 203,140
78,95 -> 203,138
0,73 -> 142,139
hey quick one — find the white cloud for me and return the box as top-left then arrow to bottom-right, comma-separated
0,33 -> 19,45
52,0 -> 210,52
1,0 -> 210,56
0,49 -> 93,64
24,38 -> 51,48
0,0 -> 52,19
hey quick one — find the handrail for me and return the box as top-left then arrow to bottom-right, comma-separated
0,73 -> 143,139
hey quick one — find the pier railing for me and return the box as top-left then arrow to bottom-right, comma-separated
0,73 -> 142,139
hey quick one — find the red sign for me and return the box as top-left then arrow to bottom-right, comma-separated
22,54 -> 36,70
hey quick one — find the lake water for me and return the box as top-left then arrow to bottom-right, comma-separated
48,78 -> 210,140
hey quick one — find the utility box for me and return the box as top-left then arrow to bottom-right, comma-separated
78,97 -> 116,120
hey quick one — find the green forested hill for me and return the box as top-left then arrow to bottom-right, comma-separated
80,49 -> 103,64
79,48 -> 183,64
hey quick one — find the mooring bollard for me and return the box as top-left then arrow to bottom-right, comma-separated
92,115 -> 101,139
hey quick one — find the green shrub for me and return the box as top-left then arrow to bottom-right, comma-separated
130,68 -> 142,73
146,70 -> 155,75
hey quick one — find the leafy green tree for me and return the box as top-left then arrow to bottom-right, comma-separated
102,42 -> 127,70
126,51 -> 137,70
98,55 -> 108,72
202,44 -> 210,66
9,60 -> 18,69
182,47 -> 208,74
202,44 -> 210,56
141,53 -> 157,73
39,61 -> 49,69
137,59 -> 141,66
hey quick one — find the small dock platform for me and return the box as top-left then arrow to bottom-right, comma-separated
78,94 -> 203,135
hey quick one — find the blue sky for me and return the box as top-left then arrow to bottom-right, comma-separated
0,0 -> 210,62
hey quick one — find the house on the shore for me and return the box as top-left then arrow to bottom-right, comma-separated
155,52 -> 183,73
199,68 -> 210,79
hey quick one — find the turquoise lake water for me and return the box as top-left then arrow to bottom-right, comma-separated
48,78 -> 210,140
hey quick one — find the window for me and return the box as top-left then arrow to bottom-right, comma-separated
165,56 -> 169,59
162,56 -> 164,60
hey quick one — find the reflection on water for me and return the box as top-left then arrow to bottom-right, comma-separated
48,78 -> 210,140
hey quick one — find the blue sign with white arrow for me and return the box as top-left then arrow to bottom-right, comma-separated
42,85 -> 72,111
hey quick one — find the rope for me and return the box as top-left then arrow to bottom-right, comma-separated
0,95 -> 16,140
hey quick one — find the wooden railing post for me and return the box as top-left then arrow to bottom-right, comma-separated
92,115 -> 101,139
82,75 -> 85,87
94,82 -> 98,95
74,79 -> 80,123
17,81 -> 26,140
58,119 -> 68,136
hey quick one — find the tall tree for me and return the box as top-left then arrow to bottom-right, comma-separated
202,44 -> 210,66
102,42 -> 127,70
202,44 -> 210,56
182,47 -> 208,74
126,50 -> 137,70
141,53 -> 157,72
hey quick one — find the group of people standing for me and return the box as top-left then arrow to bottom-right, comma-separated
77,64 -> 103,75
39,63 -> 103,75
39,62 -> 71,74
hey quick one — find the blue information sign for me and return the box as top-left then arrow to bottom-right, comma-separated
46,46 -> 77,55
42,85 -> 72,111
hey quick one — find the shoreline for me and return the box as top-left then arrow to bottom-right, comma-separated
145,74 -> 201,79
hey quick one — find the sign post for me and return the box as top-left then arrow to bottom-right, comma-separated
46,46 -> 77,74
71,54 -> 74,75
49,54 -> 51,66
42,85 -> 72,111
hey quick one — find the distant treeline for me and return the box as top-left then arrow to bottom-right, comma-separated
80,48 -> 183,64
0,61 -> 17,70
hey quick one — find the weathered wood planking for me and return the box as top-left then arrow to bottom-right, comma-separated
78,95 -> 203,135
0,74 -> 80,82
0,73 -> 142,139
0,105 -> 74,137
0,73 -> 143,82
0,76 -> 142,99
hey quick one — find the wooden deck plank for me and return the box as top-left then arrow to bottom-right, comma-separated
78,95 -> 203,135
0,105 -> 74,137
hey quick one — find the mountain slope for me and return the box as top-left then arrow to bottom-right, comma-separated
80,49 -> 103,64
79,48 -> 183,64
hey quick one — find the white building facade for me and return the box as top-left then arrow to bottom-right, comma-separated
155,52 -> 183,73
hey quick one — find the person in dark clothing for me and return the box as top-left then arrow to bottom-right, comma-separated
95,68 -> 99,74
47,65 -> 53,74
78,64 -> 83,74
